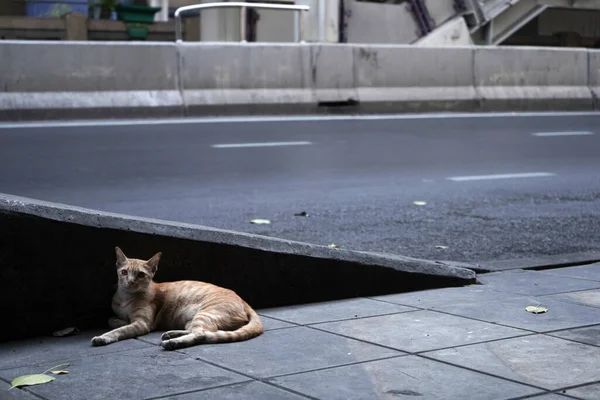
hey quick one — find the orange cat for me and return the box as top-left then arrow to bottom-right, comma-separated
91,247 -> 263,350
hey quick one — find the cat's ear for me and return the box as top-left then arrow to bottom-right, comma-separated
146,252 -> 162,274
115,246 -> 128,266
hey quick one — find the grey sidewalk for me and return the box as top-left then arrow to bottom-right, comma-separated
2,263 -> 600,400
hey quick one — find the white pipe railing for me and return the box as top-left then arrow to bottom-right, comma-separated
174,2 -> 310,43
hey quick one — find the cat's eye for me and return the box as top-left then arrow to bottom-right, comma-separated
120,269 -> 128,276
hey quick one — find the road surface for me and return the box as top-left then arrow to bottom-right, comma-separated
1,113 -> 599,263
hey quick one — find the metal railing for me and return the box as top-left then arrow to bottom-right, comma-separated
174,2 -> 310,43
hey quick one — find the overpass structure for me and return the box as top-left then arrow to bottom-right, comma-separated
339,0 -> 600,47
432,0 -> 600,46
166,0 -> 600,46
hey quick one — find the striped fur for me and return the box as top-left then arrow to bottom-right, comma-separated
91,247 -> 263,350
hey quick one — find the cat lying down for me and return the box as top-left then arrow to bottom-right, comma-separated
91,247 -> 263,350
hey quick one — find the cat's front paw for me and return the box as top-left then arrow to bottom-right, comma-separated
91,336 -> 112,346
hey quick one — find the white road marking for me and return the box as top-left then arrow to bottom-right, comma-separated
211,141 -> 312,149
447,172 -> 556,182
0,111 -> 598,129
533,131 -> 594,137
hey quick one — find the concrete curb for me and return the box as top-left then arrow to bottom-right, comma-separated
1,42 -> 598,121
0,193 -> 476,342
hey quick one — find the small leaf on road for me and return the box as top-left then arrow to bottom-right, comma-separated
10,374 -> 55,390
53,327 -> 78,337
294,211 -> 309,217
328,243 -> 341,249
50,370 -> 69,375
43,364 -> 70,374
250,219 -> 270,225
435,245 -> 449,249
413,201 -> 427,206
525,305 -> 548,314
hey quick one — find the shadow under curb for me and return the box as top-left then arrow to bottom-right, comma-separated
0,193 -> 477,342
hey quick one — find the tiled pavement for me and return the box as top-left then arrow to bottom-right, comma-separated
2,263 -> 600,400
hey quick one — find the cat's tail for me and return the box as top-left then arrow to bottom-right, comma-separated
203,306 -> 264,344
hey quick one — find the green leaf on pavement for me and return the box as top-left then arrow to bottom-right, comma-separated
9,374 -> 55,390
9,363 -> 71,390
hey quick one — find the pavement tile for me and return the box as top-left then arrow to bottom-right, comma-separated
370,285 -> 515,309
477,270 -> 600,296
0,329 -> 151,371
549,325 -> 600,347
538,263 -> 600,282
162,381 -> 307,399
179,326 -> 401,379
313,310 -> 527,353
432,295 -> 600,332
425,335 -> 600,390
0,380 -> 40,400
563,383 -> 600,400
268,355 -> 540,400
258,316 -> 297,330
0,347 -> 248,400
135,331 -> 167,346
259,298 -> 415,325
542,289 -> 600,309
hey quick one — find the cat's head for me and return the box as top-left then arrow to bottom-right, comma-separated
114,247 -> 161,293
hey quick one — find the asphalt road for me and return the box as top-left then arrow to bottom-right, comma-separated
1,113 -> 600,264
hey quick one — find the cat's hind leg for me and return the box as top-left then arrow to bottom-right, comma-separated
161,330 -> 190,341
161,312 -> 218,350
161,332 -> 205,350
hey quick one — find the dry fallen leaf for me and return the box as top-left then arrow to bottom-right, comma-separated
328,243 -> 341,249
50,371 -> 69,375
525,305 -> 548,314
250,219 -> 270,225
413,201 -> 427,206
53,327 -> 78,337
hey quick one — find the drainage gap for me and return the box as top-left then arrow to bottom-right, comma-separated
317,98 -> 359,108
529,259 -> 600,272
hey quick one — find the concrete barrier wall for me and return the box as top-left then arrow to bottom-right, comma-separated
311,44 -> 357,105
179,43 -> 315,115
0,193 -> 476,342
474,46 -> 594,111
590,50 -> 600,110
354,45 -> 478,113
0,41 -> 598,121
0,40 -> 184,120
